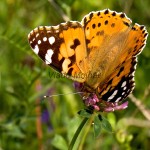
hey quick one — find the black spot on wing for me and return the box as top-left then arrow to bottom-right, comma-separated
104,9 -> 109,14
104,20 -> 108,25
123,21 -> 130,27
144,33 -> 148,38
92,24 -> 96,29
117,66 -> 124,77
98,23 -> 101,27
83,17 -> 87,25
111,23 -> 115,27
133,45 -> 138,52
97,11 -> 100,16
68,67 -> 74,76
86,39 -> 90,45
140,25 -> 144,30
70,39 -> 81,49
96,30 -> 104,36
112,12 -> 116,16
132,26 -> 136,31
68,55 -> 76,67
89,13 -> 94,19
120,13 -> 125,18
142,30 -> 145,34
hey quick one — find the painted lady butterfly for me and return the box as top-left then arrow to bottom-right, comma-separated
28,9 -> 148,111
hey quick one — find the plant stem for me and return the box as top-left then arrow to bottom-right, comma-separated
68,117 -> 89,150
78,115 -> 94,150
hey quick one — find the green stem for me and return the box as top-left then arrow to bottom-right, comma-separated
78,115 -> 94,150
68,117 -> 89,150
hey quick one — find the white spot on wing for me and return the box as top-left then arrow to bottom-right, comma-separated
28,34 -> 31,39
36,33 -> 39,37
30,30 -> 33,34
53,25 -> 59,30
108,90 -> 118,101
122,92 -> 125,95
123,86 -> 127,90
33,45 -> 39,54
113,90 -> 118,96
43,37 -> 47,41
45,49 -> 54,64
115,97 -> 121,102
49,36 -> 55,45
62,59 -> 71,73
121,81 -> 127,87
38,40 -> 41,44
55,30 -> 59,33
45,26 -> 51,30
129,72 -> 134,77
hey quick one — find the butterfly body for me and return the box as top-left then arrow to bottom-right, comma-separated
28,9 -> 148,106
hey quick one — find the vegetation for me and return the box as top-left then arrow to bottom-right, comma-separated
0,0 -> 150,149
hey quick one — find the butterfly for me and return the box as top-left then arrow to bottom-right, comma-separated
28,9 -> 148,111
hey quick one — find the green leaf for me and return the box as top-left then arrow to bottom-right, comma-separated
51,134 -> 68,150
1,123 -> 25,139
100,115 -> 112,132
93,115 -> 101,138
78,109 -> 92,118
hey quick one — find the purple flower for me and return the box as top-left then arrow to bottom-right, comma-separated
73,82 -> 128,112
41,109 -> 52,131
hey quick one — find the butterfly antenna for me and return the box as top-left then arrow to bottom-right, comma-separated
44,92 -> 84,98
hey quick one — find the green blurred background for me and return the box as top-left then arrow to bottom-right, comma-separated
0,0 -> 150,150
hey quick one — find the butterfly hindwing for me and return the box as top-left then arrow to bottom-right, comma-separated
97,57 -> 136,102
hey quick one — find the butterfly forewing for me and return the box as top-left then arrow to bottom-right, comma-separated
28,21 -> 88,82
